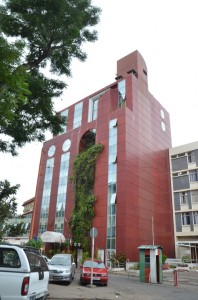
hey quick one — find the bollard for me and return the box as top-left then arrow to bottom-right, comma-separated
173,270 -> 178,287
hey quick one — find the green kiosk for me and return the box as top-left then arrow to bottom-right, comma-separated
138,245 -> 163,283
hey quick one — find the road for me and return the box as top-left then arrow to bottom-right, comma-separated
47,269 -> 198,299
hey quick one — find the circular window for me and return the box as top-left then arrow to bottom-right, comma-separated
48,145 -> 56,157
161,109 -> 165,119
161,122 -> 166,132
62,139 -> 71,152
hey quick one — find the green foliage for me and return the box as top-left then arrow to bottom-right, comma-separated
162,254 -> 167,265
0,180 -> 20,241
169,264 -> 176,269
69,143 -> 104,252
131,263 -> 140,270
181,255 -> 191,263
81,251 -> 91,265
5,223 -> 27,237
0,0 -> 101,155
26,238 -> 43,250
110,252 -> 127,268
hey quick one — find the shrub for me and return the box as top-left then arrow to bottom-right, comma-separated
169,264 -> 176,269
162,254 -> 167,265
131,263 -> 140,270
110,252 -> 126,268
181,255 -> 191,263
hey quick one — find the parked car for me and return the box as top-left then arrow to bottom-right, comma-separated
48,254 -> 75,284
0,243 -> 49,299
80,259 -> 108,286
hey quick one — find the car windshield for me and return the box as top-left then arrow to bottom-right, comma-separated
50,256 -> 70,266
84,261 -> 105,268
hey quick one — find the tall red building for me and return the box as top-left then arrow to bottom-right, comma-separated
31,50 -> 175,263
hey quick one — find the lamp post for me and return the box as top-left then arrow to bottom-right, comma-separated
74,242 -> 81,268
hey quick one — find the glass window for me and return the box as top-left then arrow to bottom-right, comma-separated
108,182 -> 116,195
55,152 -> 70,231
73,102 -> 83,128
191,190 -> 198,203
188,151 -> 195,163
109,119 -> 117,128
193,212 -> 198,225
62,139 -> 71,152
108,172 -> 116,183
60,109 -> 68,133
110,193 -> 116,204
25,251 -> 48,272
88,96 -> 99,122
48,145 -> 56,157
109,153 -> 117,164
161,122 -> 166,132
182,212 -> 190,225
0,248 -> 21,268
39,158 -> 54,230
180,192 -> 188,205
106,118 -> 117,253
118,80 -> 126,108
160,109 -> 165,119
190,170 -> 198,182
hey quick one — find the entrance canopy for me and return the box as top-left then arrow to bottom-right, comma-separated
41,231 -> 66,243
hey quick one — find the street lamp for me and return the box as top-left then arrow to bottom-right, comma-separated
74,242 -> 81,267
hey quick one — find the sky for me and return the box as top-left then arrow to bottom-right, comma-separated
1,0 -> 198,213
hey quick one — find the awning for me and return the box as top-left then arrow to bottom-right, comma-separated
41,231 -> 66,243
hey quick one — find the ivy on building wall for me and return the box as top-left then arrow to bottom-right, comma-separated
69,143 -> 104,252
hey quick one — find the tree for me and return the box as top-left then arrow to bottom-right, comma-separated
5,223 -> 27,237
0,0 -> 101,155
26,238 -> 43,250
0,180 -> 21,241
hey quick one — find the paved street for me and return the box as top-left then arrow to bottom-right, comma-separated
47,269 -> 198,300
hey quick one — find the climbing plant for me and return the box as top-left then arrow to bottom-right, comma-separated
69,143 -> 104,252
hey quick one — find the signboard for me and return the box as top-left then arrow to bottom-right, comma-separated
90,227 -> 98,238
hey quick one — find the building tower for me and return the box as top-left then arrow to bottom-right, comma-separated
170,141 -> 198,261
31,50 -> 175,262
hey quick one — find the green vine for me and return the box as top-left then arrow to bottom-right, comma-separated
69,143 -> 104,252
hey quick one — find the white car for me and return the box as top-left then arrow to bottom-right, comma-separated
0,244 -> 49,299
48,254 -> 75,284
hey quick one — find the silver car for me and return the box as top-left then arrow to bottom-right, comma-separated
48,254 -> 75,284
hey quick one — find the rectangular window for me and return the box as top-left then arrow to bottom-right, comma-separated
0,248 -> 21,268
180,192 -> 188,205
73,102 -> 83,128
188,151 -> 195,163
88,96 -> 99,122
182,212 -> 190,225
25,251 -> 48,272
110,193 -> 116,204
193,211 -> 198,225
178,153 -> 185,157
39,158 -> 54,231
191,190 -> 198,203
118,79 -> 126,108
190,170 -> 198,182
88,90 -> 108,122
60,109 -> 68,133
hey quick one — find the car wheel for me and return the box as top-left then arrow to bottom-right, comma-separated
104,282 -> 108,286
80,277 -> 85,286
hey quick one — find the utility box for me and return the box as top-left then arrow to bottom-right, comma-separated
138,245 -> 163,283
